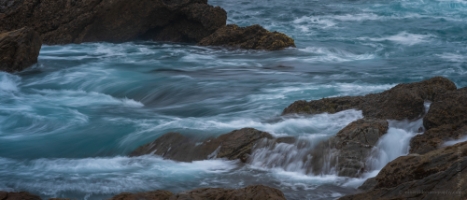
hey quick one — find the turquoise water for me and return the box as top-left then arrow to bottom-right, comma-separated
0,0 -> 466,199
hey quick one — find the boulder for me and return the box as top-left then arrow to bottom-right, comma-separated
0,191 -> 41,200
0,0 -> 227,44
282,77 -> 457,120
130,128 -> 273,162
199,24 -> 295,50
109,185 -> 286,200
0,27 -> 41,72
410,124 -> 467,154
310,119 -> 389,177
423,87 -> 467,130
339,141 -> 467,200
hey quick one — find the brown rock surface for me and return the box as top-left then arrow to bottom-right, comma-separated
423,87 -> 467,130
109,185 -> 286,200
339,141 -> 467,200
410,124 -> 467,154
0,191 -> 41,200
130,128 -> 273,162
199,24 -> 295,50
0,27 -> 42,72
282,77 -> 457,120
310,119 -> 389,177
0,0 -> 226,44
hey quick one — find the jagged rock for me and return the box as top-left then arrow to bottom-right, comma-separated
0,27 -> 41,72
423,87 -> 467,130
0,0 -> 226,44
410,124 -> 467,154
130,128 -> 273,162
310,119 -> 389,177
199,24 -> 295,50
339,141 -> 467,200
282,77 -> 457,120
109,185 -> 286,200
0,191 -> 41,200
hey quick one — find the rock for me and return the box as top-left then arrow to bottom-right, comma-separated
0,27 -> 42,72
410,124 -> 467,154
0,0 -> 226,44
339,141 -> 467,200
130,128 -> 273,162
310,119 -> 389,177
199,24 -> 295,50
109,185 -> 286,200
109,190 -> 173,200
423,87 -> 467,130
282,77 -> 457,120
0,191 -> 41,200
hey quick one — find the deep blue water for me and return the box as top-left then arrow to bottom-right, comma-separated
0,0 -> 466,199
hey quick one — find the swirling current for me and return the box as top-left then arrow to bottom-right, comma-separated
0,0 -> 466,199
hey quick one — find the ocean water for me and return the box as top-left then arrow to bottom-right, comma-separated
1,0 -> 467,199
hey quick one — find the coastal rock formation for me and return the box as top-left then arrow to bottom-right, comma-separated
409,87 -> 467,154
339,141 -> 467,200
310,119 -> 389,177
0,0 -> 227,44
199,24 -> 295,50
0,191 -> 41,200
282,77 -> 456,120
130,128 -> 273,162
110,185 -> 286,200
0,27 -> 42,72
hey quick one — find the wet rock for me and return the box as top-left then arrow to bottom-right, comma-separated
423,87 -> 467,130
0,0 -> 226,44
109,185 -> 286,200
282,77 -> 457,120
339,141 -> 467,200
0,27 -> 42,73
310,119 -> 389,177
410,124 -> 467,154
0,191 -> 41,200
130,128 -> 273,162
199,24 -> 295,50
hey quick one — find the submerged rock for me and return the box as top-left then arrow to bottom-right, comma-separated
339,141 -> 467,200
0,27 -> 42,73
130,128 -> 273,162
109,185 -> 286,200
0,0 -> 227,44
0,191 -> 41,200
199,24 -> 295,50
282,77 -> 457,120
310,119 -> 389,177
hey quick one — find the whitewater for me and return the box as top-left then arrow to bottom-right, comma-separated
1,0 -> 466,199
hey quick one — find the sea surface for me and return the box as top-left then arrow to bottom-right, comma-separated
1,0 -> 466,199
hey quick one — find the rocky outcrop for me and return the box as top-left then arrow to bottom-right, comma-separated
110,185 -> 286,200
199,24 -> 295,50
0,191 -> 41,200
409,87 -> 467,154
282,77 -> 457,120
0,27 -> 42,72
339,141 -> 467,200
0,0 -> 227,44
310,119 -> 389,177
130,128 -> 273,162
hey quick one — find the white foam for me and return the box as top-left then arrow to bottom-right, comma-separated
0,73 -> 21,93
437,53 -> 466,62
442,135 -> 467,147
358,32 -> 433,46
296,47 -> 375,62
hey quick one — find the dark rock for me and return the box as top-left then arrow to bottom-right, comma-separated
423,87 -> 467,130
109,190 -> 173,200
0,0 -> 226,44
199,24 -> 295,50
109,185 -> 286,200
0,191 -> 41,200
339,141 -> 467,200
410,124 -> 467,154
0,27 -> 42,72
282,77 -> 457,120
130,128 -> 273,162
310,119 -> 389,177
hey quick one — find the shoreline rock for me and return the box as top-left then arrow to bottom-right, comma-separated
0,191 -> 41,200
0,27 -> 42,73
